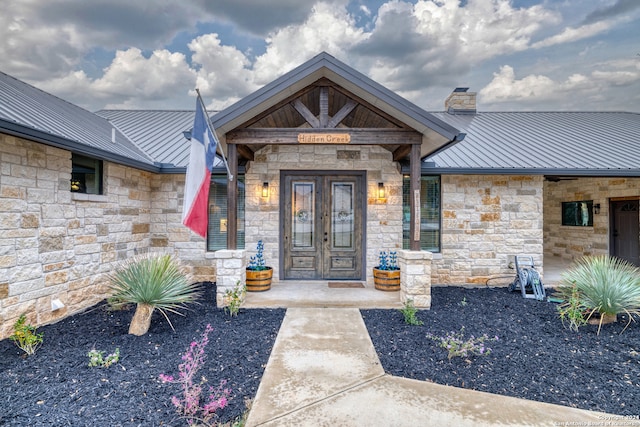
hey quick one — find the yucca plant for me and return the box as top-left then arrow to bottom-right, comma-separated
558,255 -> 640,334
109,254 -> 201,336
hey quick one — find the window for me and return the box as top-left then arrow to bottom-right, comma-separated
207,175 -> 245,250
562,200 -> 593,226
403,175 -> 441,251
71,153 -> 103,194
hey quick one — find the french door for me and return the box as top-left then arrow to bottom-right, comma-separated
282,171 -> 365,280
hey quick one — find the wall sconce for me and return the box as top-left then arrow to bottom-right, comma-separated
594,203 -> 600,214
262,182 -> 269,198
377,182 -> 385,199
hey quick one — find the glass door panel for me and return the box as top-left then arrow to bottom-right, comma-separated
292,182 -> 315,248
331,183 -> 354,249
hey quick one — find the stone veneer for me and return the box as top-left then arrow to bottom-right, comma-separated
0,133 -> 552,337
433,175 -> 544,285
544,177 -> 640,261
243,144 -> 404,286
0,135 -> 214,339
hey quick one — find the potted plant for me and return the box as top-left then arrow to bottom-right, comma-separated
373,250 -> 400,291
246,240 -> 273,292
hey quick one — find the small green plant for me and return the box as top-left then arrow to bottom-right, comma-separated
559,255 -> 640,334
427,327 -> 498,360
10,314 -> 43,356
459,297 -> 468,307
557,282 -> 589,332
109,254 -> 202,336
224,281 -> 246,317
399,299 -> 423,326
88,347 -> 120,367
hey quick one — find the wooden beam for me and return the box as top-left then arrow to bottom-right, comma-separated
327,99 -> 357,128
291,99 -> 319,128
409,144 -> 421,251
226,144 -> 238,250
236,144 -> 254,161
319,86 -> 329,128
227,128 -> 422,145
392,145 -> 412,161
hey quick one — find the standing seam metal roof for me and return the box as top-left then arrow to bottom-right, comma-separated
428,111 -> 640,173
0,71 -> 155,167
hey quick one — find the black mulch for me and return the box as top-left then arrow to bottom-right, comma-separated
362,286 -> 640,416
3,285 -> 640,426
0,283 -> 285,427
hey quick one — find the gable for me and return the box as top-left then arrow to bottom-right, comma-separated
212,52 -> 463,161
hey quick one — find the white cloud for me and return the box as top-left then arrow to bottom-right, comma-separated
532,21 -> 612,49
37,48 -> 197,110
188,34 -> 260,110
480,62 -> 640,110
252,1 -> 366,85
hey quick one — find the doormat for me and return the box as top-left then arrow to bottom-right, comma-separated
328,282 -> 365,288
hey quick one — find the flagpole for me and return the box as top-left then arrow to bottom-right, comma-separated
195,89 -> 234,182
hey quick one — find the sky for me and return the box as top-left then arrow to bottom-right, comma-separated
2,0 -> 639,113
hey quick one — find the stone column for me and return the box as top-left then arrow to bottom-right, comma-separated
212,250 -> 246,306
398,250 -> 432,308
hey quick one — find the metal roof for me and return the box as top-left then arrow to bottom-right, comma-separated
96,109 -> 194,168
427,111 -> 640,175
0,71 -> 156,169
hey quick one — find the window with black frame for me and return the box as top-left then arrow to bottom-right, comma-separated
402,175 -> 441,251
561,200 -> 593,226
207,175 -> 245,250
71,153 -> 103,194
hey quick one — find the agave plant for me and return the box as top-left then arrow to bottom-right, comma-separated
109,254 -> 201,336
558,255 -> 640,334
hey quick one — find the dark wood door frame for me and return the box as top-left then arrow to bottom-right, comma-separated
610,198 -> 640,266
279,170 -> 367,280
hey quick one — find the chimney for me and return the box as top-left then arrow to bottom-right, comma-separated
444,87 -> 476,114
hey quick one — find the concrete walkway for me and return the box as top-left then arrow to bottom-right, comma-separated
246,307 -> 631,427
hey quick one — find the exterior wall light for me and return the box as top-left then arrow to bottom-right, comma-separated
377,182 -> 385,199
262,182 -> 269,198
594,203 -> 600,214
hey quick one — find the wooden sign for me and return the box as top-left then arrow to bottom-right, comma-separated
298,133 -> 351,144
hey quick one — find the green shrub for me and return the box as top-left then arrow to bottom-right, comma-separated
225,281 -> 246,317
558,255 -> 640,334
399,299 -> 423,326
557,282 -> 589,332
109,254 -> 202,335
10,314 -> 43,356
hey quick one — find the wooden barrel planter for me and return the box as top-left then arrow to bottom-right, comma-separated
246,267 -> 273,292
373,268 -> 400,291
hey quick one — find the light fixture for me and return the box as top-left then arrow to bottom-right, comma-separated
594,203 -> 600,215
377,182 -> 385,199
262,182 -> 269,198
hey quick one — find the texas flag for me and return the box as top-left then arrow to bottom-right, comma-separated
182,96 -> 217,237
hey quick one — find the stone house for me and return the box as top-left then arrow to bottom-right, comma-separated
1,52 -> 639,338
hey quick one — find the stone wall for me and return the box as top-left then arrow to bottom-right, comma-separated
544,177 -> 640,261
433,175 -> 544,285
149,173 -> 214,283
0,132 -> 222,340
244,144 -> 403,285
